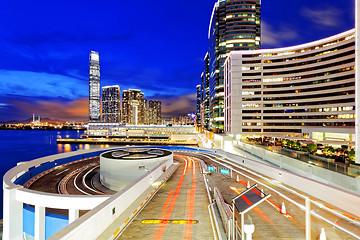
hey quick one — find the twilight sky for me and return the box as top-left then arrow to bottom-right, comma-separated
0,0 -> 355,121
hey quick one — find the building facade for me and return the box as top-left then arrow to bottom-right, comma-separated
208,0 -> 261,132
102,85 -> 121,122
122,89 -> 146,125
148,100 -> 162,125
200,52 -> 210,130
224,29 -> 355,141
89,51 -> 101,122
196,85 -> 201,127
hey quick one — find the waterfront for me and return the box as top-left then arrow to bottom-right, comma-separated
0,130 -> 111,218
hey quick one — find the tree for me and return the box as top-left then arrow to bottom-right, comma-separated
348,149 -> 355,162
324,146 -> 335,154
307,143 -> 317,154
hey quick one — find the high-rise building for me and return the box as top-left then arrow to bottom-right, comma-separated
148,100 -> 162,125
89,51 -> 101,122
196,85 -> 201,127
122,89 -> 146,125
200,52 -> 210,129
208,0 -> 261,132
102,85 -> 121,122
224,29 -> 355,141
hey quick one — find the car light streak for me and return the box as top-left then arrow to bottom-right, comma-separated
184,157 -> 196,239
152,157 -> 188,240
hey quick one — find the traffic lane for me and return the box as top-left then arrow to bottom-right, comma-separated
118,156 -> 213,240
185,152 -> 358,239
205,172 -> 310,239
27,157 -> 99,194
196,152 -> 359,222
66,163 -> 102,195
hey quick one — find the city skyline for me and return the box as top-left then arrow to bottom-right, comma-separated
0,0 -> 355,121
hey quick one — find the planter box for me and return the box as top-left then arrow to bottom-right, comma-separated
282,148 -> 309,155
309,154 -> 335,163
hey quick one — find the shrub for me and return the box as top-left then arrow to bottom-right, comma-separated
307,143 -> 317,154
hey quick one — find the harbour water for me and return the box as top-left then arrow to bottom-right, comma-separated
0,130 -> 112,218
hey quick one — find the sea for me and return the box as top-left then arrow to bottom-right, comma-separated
0,129 -> 111,219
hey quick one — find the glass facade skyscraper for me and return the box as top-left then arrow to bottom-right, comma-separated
89,51 -> 101,122
208,0 -> 261,132
122,89 -> 146,125
201,52 -> 210,130
102,85 -> 121,122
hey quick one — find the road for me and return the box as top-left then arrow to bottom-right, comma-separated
117,154 -> 214,240
23,149 -> 360,239
185,151 -> 359,240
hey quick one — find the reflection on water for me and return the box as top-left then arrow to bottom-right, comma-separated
56,142 -> 112,152
64,144 -> 71,152
58,144 -> 63,153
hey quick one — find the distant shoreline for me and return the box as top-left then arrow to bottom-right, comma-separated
0,127 -> 85,131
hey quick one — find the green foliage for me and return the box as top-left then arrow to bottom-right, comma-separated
307,143 -> 317,154
348,149 -> 355,161
341,145 -> 348,151
324,146 -> 335,153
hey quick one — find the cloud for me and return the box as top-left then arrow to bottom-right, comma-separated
301,6 -> 342,28
261,21 -> 299,47
0,92 -> 196,122
8,97 -> 89,121
153,93 -> 196,118
0,70 -> 88,100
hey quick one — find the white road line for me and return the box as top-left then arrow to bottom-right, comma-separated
55,168 -> 69,176
82,166 -> 103,194
73,167 -> 92,196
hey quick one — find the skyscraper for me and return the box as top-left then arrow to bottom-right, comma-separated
201,52 -> 210,129
122,89 -> 146,125
148,100 -> 162,125
208,0 -> 261,132
89,51 -> 101,122
196,85 -> 201,127
102,85 -> 121,122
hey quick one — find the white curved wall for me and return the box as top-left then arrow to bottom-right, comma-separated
100,150 -> 173,191
224,29 -> 356,137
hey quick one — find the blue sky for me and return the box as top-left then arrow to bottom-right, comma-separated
0,0 -> 355,121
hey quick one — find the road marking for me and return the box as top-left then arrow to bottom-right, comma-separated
55,168 -> 69,176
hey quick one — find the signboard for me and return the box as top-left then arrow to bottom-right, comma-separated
232,184 -> 271,240
207,166 -> 215,172
220,168 -> 230,175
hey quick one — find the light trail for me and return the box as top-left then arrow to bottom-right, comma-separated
82,165 -> 103,195
73,167 -> 93,196
152,157 -> 188,240
184,157 -> 196,239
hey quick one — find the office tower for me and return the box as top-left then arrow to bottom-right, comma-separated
102,85 -> 121,122
201,52 -> 210,130
196,85 -> 201,127
122,89 -> 145,125
208,0 -> 261,132
89,51 -> 101,122
148,100 -> 162,125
